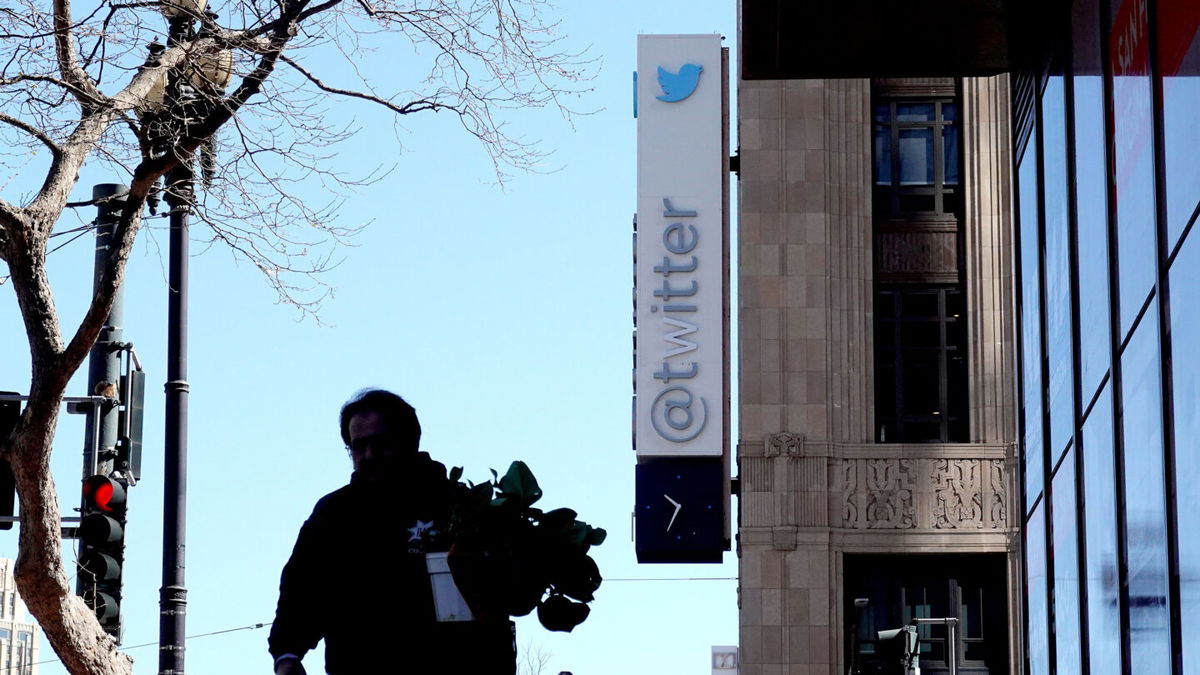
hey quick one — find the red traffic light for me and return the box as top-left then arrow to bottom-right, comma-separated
82,475 -> 125,513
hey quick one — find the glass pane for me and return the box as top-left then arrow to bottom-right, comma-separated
942,102 -> 958,122
898,128 -> 934,185
896,103 -> 935,122
875,125 -> 892,186
1053,449 -> 1082,675
1157,0 -> 1200,252
1083,383 -> 1121,675
901,350 -> 940,415
874,103 -> 891,122
1121,301 -> 1171,672
1027,505 -> 1050,675
901,322 -> 939,346
1019,130 -> 1045,513
903,292 -> 940,318
1042,76 -> 1074,458
943,125 -> 960,186
960,586 -> 982,638
898,193 -> 935,213
1074,73 -> 1112,401
1110,0 -> 1158,337
1171,234 -> 1200,675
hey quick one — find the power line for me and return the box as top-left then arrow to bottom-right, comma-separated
33,621 -> 272,666
29,576 -> 738,666
606,576 -> 737,581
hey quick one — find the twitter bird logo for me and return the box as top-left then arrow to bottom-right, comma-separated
656,64 -> 703,102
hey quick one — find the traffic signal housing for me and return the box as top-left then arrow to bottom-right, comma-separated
78,474 -> 127,635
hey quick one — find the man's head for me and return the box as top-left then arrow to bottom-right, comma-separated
339,389 -> 422,479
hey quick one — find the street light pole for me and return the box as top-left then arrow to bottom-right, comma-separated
159,9 -> 198,673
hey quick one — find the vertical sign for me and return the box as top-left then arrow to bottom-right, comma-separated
634,34 -> 727,458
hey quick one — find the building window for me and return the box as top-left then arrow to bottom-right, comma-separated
846,554 -> 1009,675
874,99 -> 960,219
875,287 -> 968,443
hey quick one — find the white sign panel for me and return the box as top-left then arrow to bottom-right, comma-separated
634,34 -> 727,457
712,645 -> 739,674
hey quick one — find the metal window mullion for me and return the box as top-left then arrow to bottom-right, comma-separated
893,292 -> 904,439
939,289 -> 950,442
1145,1 -> 1184,672
934,102 -> 946,214
891,103 -> 901,215
1097,0 -> 1133,668
1062,37 -> 1094,675
1033,69 -> 1059,675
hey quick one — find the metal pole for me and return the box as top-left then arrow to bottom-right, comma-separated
79,183 -> 128,610
83,183 -> 129,478
160,164 -> 191,675
160,16 -> 193,671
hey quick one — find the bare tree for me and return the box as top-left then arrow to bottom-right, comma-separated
0,0 -> 590,672
517,639 -> 554,675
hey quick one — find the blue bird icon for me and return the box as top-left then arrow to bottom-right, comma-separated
656,64 -> 703,102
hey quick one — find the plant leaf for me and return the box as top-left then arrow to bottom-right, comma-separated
589,528 -> 607,546
539,508 -> 578,532
498,460 -> 542,507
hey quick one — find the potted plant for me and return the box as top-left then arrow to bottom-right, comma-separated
416,460 -> 605,632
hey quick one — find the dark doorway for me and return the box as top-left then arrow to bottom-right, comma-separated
844,554 -> 1009,675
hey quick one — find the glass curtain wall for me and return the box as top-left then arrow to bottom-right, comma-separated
1016,0 -> 1200,672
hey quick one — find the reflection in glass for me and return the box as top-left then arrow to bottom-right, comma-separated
1027,507 -> 1050,675
1109,0 -> 1158,337
1053,449 -> 1081,674
1157,0 -> 1200,252
1083,384 -> 1121,675
1074,74 -> 1112,399
897,103 -> 936,122
875,124 -> 892,186
899,128 -> 934,185
1171,235 -> 1200,674
1019,135 -> 1044,512
1121,301 -> 1171,671
1042,76 -> 1074,458
943,125 -> 959,186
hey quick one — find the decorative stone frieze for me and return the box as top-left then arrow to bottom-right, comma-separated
841,455 -> 1008,530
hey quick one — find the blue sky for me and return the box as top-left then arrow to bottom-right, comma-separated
0,1 -> 739,673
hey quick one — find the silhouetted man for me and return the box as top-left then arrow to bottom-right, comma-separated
269,389 -> 515,674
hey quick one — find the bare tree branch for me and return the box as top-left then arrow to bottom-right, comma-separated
0,3 -> 593,668
0,113 -> 61,157
280,54 -> 452,115
51,0 -> 102,113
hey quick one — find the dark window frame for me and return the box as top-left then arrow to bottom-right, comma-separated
875,286 -> 968,443
873,98 -> 961,221
846,554 -> 1009,675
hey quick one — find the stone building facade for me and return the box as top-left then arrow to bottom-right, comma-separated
735,75 -> 1020,675
0,559 -> 40,674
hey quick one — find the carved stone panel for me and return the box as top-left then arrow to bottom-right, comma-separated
839,454 -> 1009,530
863,459 -> 917,529
931,459 -> 983,529
987,459 -> 1007,528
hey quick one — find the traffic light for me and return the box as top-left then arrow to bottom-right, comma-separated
78,474 -> 126,635
116,368 -> 145,481
876,625 -> 919,675
0,393 -> 18,531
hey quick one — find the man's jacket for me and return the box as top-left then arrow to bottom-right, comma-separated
268,453 -> 515,674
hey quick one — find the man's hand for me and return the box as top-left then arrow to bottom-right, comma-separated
274,656 -> 306,675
